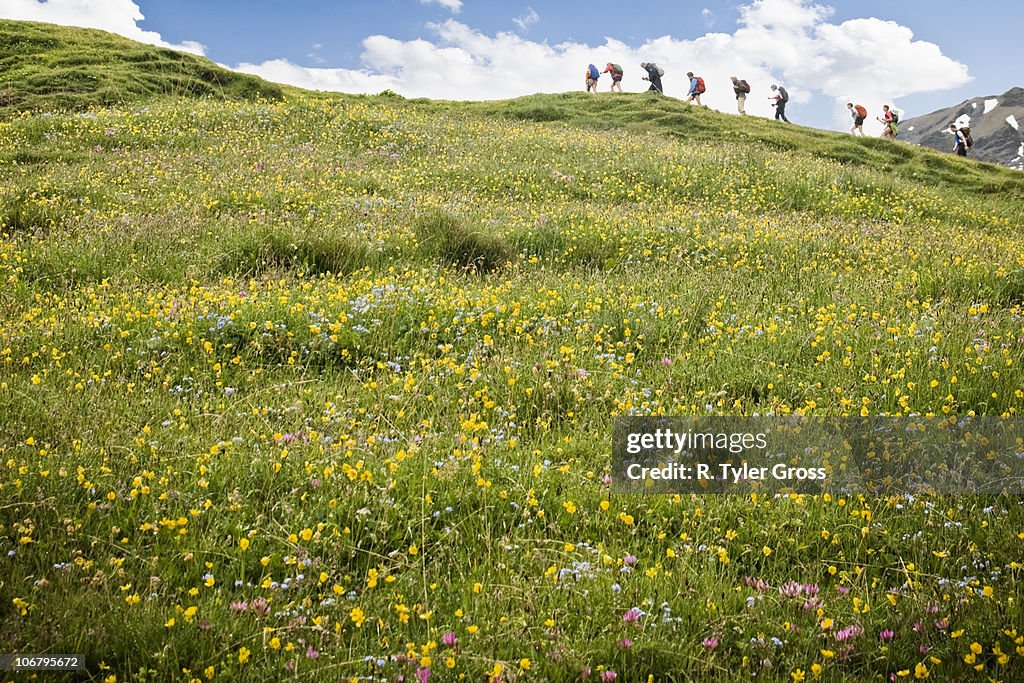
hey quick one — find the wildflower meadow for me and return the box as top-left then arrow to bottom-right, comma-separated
2,91 -> 1024,681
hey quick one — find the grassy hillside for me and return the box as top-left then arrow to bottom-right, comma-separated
476,92 -> 1024,199
2,56 -> 1024,683
0,19 -> 283,116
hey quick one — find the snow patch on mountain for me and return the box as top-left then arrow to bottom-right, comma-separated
984,98 -> 999,114
1008,114 -> 1020,131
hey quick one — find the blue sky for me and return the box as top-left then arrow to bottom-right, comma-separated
3,0 -> 1022,131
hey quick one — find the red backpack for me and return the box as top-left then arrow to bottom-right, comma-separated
695,76 -> 706,94
855,104 -> 867,118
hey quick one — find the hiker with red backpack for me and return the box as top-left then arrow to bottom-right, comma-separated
585,64 -> 600,93
731,76 -> 750,115
686,72 -> 706,105
770,85 -> 790,122
848,102 -> 867,136
603,62 -> 623,93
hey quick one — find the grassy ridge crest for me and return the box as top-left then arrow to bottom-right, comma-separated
0,19 -> 283,116
475,92 -> 1024,199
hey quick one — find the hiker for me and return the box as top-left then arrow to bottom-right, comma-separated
950,124 -> 969,156
848,102 -> 867,136
958,123 -> 973,155
878,105 -> 897,139
585,64 -> 600,93
770,85 -> 790,122
641,62 -> 664,94
731,76 -> 750,115
686,72 -> 706,105
603,62 -> 623,92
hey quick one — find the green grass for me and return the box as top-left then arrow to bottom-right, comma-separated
1,23 -> 1024,683
468,92 -> 1024,201
414,209 -> 511,273
216,224 -> 377,277
0,19 -> 282,117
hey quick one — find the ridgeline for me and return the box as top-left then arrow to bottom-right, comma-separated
476,92 -> 1024,199
0,19 -> 282,116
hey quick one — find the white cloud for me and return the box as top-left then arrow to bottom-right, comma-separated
307,42 -> 326,64
701,8 -> 715,28
0,0 -> 206,54
730,1 -> 971,131
740,0 -> 832,31
419,0 -> 463,13
234,0 -> 969,133
234,58 -> 396,93
513,8 -> 539,32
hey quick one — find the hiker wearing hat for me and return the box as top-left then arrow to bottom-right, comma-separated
848,102 -> 867,136
641,62 -> 664,94
770,85 -> 790,122
731,76 -> 750,115
603,62 -> 624,93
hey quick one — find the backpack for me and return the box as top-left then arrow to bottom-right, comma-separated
588,64 -> 599,80
612,63 -> 623,75
961,126 -> 973,148
695,76 -> 706,94
738,79 -> 750,93
890,111 -> 899,124
855,104 -> 867,118
778,87 -> 789,102
653,64 -> 665,77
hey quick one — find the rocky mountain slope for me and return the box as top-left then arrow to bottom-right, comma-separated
900,87 -> 1024,170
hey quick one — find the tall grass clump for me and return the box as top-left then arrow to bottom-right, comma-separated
509,219 -> 620,270
414,209 -> 510,273
217,225 -> 374,276
0,188 -> 72,234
